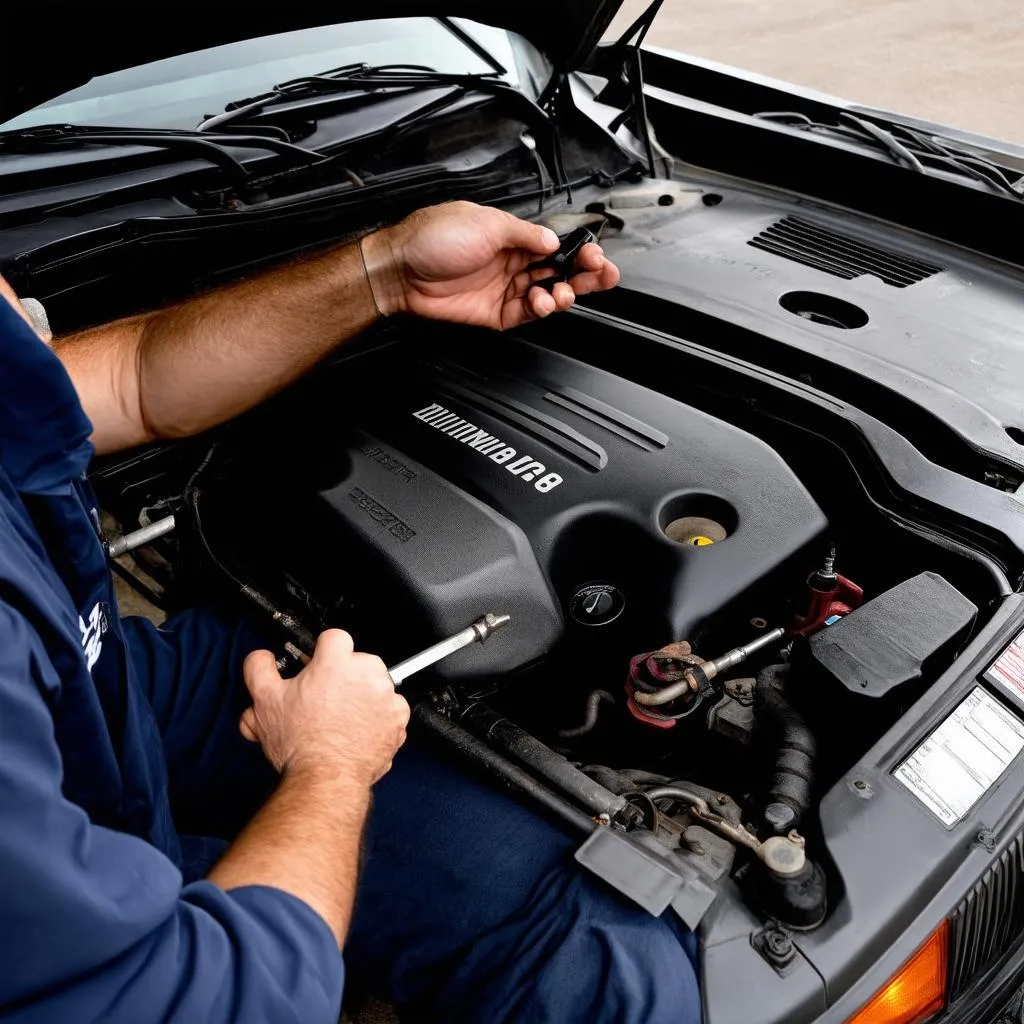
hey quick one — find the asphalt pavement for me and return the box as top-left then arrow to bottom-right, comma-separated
610,0 -> 1024,145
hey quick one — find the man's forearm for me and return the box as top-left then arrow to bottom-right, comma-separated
207,764 -> 371,948
55,240 -> 379,454
51,202 -> 617,455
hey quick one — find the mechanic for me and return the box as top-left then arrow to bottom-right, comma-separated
0,201 -> 700,1024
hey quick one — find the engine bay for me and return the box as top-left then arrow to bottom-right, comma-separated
4,1 -> 1024,1008
94,305 -> 1004,943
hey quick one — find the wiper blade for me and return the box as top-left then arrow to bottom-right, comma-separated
197,63 -> 511,133
198,61 -> 573,202
890,122 -> 1024,197
754,110 -> 1024,201
837,113 -> 925,173
0,124 -> 324,180
837,112 -> 1024,199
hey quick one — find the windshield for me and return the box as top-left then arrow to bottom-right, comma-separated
2,18 -> 550,132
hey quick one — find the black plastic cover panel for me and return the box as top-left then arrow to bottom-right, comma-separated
809,571 -> 978,699
236,323 -> 827,678
314,426 -> 561,678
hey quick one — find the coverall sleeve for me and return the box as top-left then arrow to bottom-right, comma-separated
0,605 -> 344,1024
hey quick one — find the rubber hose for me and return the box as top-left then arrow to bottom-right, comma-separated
459,702 -> 628,819
414,704 -> 597,837
756,664 -> 816,833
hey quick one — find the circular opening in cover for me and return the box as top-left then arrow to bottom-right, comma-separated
779,291 -> 869,330
659,494 -> 737,547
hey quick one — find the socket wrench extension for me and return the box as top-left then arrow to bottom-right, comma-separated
388,613 -> 511,686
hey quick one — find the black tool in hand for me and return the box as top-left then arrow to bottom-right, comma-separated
527,227 -> 597,293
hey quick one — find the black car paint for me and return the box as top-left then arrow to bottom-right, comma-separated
800,597 -> 1024,1023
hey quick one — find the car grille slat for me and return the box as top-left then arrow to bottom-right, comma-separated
747,215 -> 944,288
949,832 -> 1024,1001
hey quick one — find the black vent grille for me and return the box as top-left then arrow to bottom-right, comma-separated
949,832 -> 1024,1000
748,216 -> 944,288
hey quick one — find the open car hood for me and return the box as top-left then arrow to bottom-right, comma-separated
0,2 -> 626,124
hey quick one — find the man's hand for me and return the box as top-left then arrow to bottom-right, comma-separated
56,200 -> 621,455
211,630 -> 407,946
240,629 -> 409,786
361,201 -> 620,328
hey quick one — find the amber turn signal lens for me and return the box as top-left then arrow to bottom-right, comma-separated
847,920 -> 949,1024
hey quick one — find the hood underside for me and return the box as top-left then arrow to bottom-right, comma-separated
0,3 -> 625,124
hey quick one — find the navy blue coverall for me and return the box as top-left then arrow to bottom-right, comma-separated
0,297 -> 701,1024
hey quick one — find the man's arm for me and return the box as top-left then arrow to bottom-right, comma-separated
0,601 -> 365,1023
207,630 -> 408,947
206,764 -> 370,949
56,242 -> 379,454
54,202 -> 618,455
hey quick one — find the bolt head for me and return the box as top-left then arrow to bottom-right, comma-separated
763,928 -> 795,965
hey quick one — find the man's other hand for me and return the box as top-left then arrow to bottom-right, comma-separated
240,630 -> 410,786
360,201 -> 620,328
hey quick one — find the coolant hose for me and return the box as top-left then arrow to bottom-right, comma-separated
756,664 -> 816,835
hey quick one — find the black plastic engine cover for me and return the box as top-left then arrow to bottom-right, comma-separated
230,321 -> 827,678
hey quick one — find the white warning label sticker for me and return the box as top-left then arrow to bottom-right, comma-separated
985,629 -> 1024,708
894,687 -> 1024,826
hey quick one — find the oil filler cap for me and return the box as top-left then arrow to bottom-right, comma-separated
570,583 -> 625,626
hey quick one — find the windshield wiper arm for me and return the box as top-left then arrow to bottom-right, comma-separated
837,113 -> 924,173
0,124 -> 324,179
837,113 -> 1024,199
892,123 -> 1024,197
434,17 -> 508,76
754,110 -> 1024,201
197,63 -> 511,133
197,62 -> 573,202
